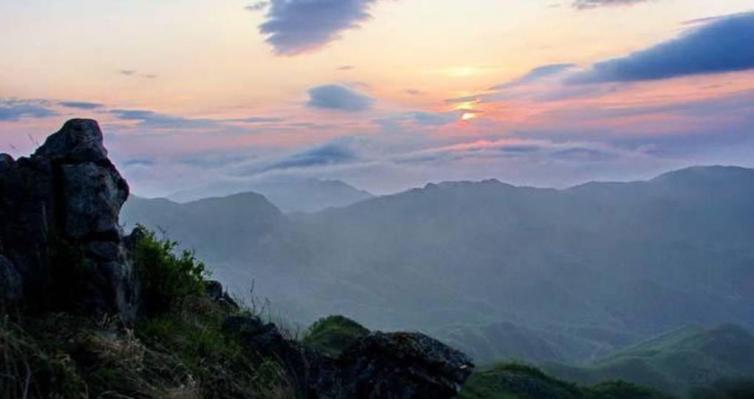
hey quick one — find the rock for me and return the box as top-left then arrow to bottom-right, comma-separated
204,280 -> 224,301
332,332 -> 474,399
224,315 -> 474,399
204,280 -> 239,309
0,154 -> 13,170
0,255 -> 23,305
0,119 -> 137,320
223,315 -> 324,396
61,162 -> 128,240
32,119 -> 108,163
123,227 -> 147,252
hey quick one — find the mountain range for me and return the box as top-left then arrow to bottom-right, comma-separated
121,165 -> 754,366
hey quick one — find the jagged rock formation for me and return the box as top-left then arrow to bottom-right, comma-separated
0,119 -> 137,319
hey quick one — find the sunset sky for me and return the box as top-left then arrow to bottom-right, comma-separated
1,0 -> 753,196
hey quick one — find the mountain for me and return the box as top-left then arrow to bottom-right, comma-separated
169,178 -> 374,213
438,321 -> 640,365
543,324 -> 754,397
121,193 -> 288,263
121,165 -> 754,367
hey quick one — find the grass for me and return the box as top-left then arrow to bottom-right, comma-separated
542,324 -> 754,397
132,226 -> 209,315
0,228 -> 295,399
459,362 -> 673,399
302,315 -> 370,357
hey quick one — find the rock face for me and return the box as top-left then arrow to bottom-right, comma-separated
334,332 -> 474,398
223,314 -> 474,399
0,119 -> 137,319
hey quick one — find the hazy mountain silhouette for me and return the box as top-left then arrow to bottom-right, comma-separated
121,166 -> 754,365
168,178 -> 373,213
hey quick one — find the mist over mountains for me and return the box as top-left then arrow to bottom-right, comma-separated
121,165 -> 754,366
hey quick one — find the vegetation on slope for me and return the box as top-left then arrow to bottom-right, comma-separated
543,324 -> 754,397
459,363 -> 672,399
0,228 -> 292,399
302,315 -> 370,357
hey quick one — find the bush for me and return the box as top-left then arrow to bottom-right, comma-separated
302,315 -> 369,357
132,226 -> 208,315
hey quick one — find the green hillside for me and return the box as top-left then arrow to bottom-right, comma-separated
459,363 -> 671,399
543,325 -> 754,397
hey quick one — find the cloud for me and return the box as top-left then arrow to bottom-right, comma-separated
0,99 -> 57,121
122,158 -> 156,168
227,116 -> 285,124
445,95 -> 480,104
307,84 -> 374,112
551,147 -> 616,162
337,65 -> 356,71
119,69 -> 157,79
491,64 -> 576,90
411,112 -> 459,126
59,101 -> 104,110
393,138 -> 631,167
245,1 -> 269,12
259,0 -> 377,55
109,109 -> 219,129
569,12 -> 754,83
572,0 -> 653,10
262,142 -> 359,172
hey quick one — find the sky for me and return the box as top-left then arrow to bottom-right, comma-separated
1,0 -> 753,196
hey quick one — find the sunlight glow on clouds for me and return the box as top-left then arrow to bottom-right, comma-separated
1,0 -> 754,196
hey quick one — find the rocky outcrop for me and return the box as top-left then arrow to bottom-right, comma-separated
0,119 -> 137,319
223,314 -> 474,399
334,332 -> 474,398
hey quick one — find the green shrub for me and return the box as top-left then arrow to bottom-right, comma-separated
302,315 -> 369,357
132,226 -> 208,315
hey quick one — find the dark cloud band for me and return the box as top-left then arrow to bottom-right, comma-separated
569,12 -> 754,83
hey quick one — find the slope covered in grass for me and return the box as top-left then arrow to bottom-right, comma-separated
543,325 -> 754,397
459,363 -> 671,399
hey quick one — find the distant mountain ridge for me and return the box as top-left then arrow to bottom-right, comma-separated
168,178 -> 373,213
122,192 -> 288,264
121,165 -> 754,368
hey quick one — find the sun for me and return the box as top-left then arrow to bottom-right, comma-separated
461,112 -> 477,121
